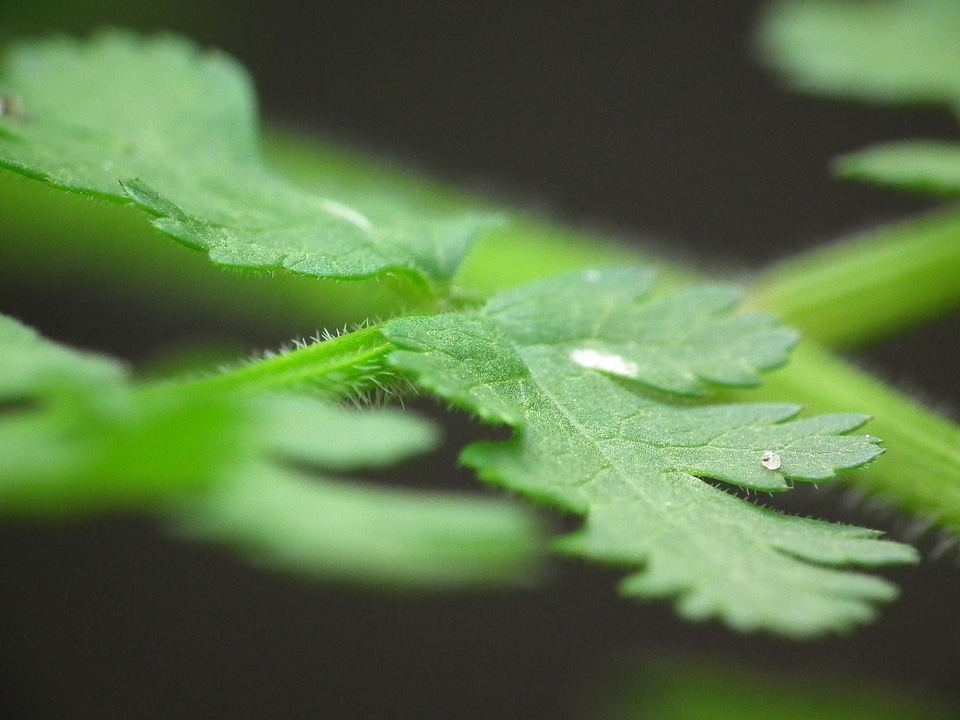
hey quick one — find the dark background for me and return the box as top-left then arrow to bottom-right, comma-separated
1,2 -> 960,718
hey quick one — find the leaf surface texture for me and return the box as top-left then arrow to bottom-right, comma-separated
386,269 -> 918,635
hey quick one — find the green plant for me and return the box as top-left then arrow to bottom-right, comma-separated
1,0 -> 959,664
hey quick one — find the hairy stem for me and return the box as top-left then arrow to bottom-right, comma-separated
192,324 -> 398,400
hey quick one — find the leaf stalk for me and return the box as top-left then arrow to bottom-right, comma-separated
191,324 -> 398,399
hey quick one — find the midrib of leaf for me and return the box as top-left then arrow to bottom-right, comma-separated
189,185 -> 960,556
190,130 -> 960,549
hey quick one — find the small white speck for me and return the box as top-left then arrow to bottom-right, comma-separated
760,450 -> 782,471
570,348 -> 638,379
584,270 -> 602,283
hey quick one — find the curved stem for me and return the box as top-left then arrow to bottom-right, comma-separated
748,208 -> 960,349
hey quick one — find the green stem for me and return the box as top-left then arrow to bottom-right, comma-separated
190,324 -> 397,399
748,207 -> 960,349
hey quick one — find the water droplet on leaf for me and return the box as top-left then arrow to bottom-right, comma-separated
760,450 -> 782,471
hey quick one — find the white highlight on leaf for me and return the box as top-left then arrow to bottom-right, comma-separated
570,348 -> 639,379
320,199 -> 374,232
760,450 -> 782,471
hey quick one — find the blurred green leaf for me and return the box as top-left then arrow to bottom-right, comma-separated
757,0 -> 960,106
0,32 -> 498,290
834,140 -> 960,194
0,313 -> 545,587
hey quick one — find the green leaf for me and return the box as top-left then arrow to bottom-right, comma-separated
385,269 -> 917,636
0,313 -> 544,588
834,140 -> 960,194
169,395 -> 544,587
0,32 -> 496,289
757,0 -> 960,106
0,312 -> 127,397
173,458 -> 545,588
